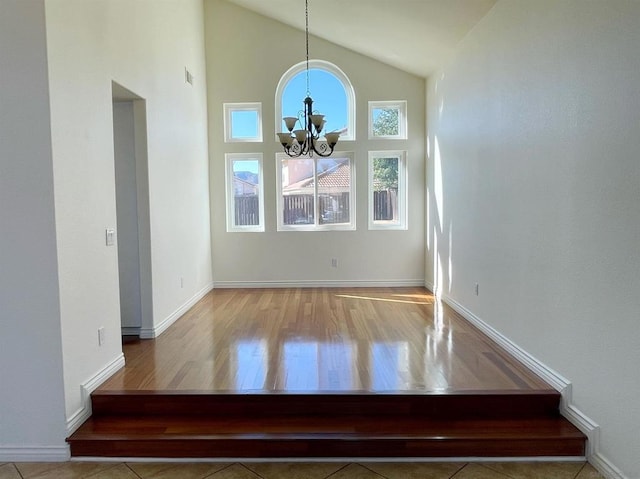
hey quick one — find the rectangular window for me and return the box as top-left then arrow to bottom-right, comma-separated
225,153 -> 264,232
223,102 -> 262,142
277,152 -> 355,231
368,100 -> 407,139
368,150 -> 407,230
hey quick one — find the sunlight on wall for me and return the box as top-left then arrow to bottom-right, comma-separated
433,136 -> 444,231
431,135 -> 446,298
448,222 -> 453,293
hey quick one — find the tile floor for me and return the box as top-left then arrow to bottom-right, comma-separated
0,461 -> 604,479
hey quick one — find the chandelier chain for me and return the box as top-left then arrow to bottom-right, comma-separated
305,0 -> 310,97
277,0 -> 338,157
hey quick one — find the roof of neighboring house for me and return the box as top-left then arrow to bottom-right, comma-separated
234,176 -> 257,187
284,161 -> 350,193
233,176 -> 258,194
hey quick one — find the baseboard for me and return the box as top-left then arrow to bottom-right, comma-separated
0,446 -> 69,462
66,353 -> 125,435
438,292 -> 626,478
121,326 -> 141,336
213,279 -> 426,288
140,282 -> 213,339
589,452 -> 628,479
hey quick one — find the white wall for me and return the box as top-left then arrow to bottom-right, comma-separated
205,0 -> 425,286
44,0 -> 212,422
427,1 -> 640,477
0,0 -> 68,459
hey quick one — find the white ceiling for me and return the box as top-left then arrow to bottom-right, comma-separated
225,0 -> 497,78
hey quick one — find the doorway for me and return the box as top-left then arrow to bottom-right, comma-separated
111,81 -> 153,338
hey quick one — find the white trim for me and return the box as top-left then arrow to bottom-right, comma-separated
437,292 -> 630,479
443,295 -> 571,392
589,453 -> 628,479
276,151 -> 356,232
140,282 -> 213,339
368,150 -> 408,230
0,446 -> 70,462
223,102 -> 263,142
275,59 -> 356,141
225,153 -> 265,233
368,100 -> 407,139
120,326 -> 140,336
213,280 -> 425,289
66,353 -> 125,435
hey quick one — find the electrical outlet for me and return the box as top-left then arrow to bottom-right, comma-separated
180,277 -> 184,288
475,283 -> 479,296
98,327 -> 105,346
331,258 -> 338,268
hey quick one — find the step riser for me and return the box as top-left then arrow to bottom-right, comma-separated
69,438 -> 585,458
71,392 -> 585,459
91,393 -> 561,420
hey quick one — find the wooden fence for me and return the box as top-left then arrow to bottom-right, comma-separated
234,190 -> 396,226
234,196 -> 260,226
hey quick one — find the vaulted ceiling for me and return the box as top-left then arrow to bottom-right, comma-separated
225,0 -> 497,78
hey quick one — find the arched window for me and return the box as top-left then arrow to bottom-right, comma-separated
275,60 -> 356,141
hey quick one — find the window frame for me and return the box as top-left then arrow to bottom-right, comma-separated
223,102 -> 263,143
275,60 -> 356,142
368,100 -> 407,140
276,151 -> 356,232
225,152 -> 265,232
368,150 -> 408,230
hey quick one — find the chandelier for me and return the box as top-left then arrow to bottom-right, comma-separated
277,0 -> 340,157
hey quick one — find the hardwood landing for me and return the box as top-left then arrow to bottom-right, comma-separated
68,288 -> 586,458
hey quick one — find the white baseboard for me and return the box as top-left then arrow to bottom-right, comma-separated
0,446 -> 69,462
213,279 -> 426,289
438,292 -> 629,479
121,326 -> 141,336
589,453 -> 627,479
140,282 -> 213,339
66,353 -> 125,435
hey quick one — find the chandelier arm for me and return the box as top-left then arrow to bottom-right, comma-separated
310,139 -> 334,157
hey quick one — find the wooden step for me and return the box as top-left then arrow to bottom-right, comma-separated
68,390 -> 586,458
90,390 -> 562,420
68,415 -> 585,458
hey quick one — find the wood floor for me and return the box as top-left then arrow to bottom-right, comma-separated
69,287 -> 586,458
99,288 -> 549,393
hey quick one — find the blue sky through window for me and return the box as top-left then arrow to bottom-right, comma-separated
230,110 -> 259,139
282,69 -> 347,134
233,159 -> 259,176
228,69 -> 347,146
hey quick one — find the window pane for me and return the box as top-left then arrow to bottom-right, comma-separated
317,158 -> 351,225
231,110 -> 259,139
232,159 -> 260,226
372,108 -> 399,136
282,69 -> 348,136
281,158 -> 315,225
372,157 -> 399,222
224,102 -> 262,142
